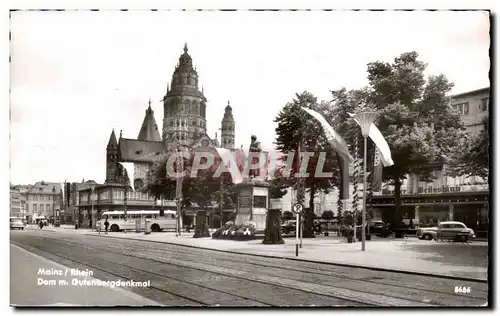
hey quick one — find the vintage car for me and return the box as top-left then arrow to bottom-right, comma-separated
280,220 -> 297,235
10,218 -> 25,230
416,221 -> 475,241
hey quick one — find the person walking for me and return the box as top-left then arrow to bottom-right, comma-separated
104,217 -> 109,234
39,220 -> 43,230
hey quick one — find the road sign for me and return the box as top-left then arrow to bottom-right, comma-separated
292,203 -> 303,214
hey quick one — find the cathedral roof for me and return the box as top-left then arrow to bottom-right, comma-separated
119,138 -> 164,163
137,100 -> 162,142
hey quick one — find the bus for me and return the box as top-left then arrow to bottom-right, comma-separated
97,210 -> 178,232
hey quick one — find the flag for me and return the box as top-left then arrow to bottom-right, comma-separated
118,162 -> 135,191
348,113 -> 394,167
300,107 -> 354,163
372,147 -> 383,192
215,147 -> 244,184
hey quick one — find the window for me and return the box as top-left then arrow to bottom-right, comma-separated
33,204 -> 37,212
253,196 -> 267,208
452,102 -> 470,115
481,98 -> 489,111
440,224 -> 451,229
47,204 -> 51,212
453,223 -> 466,229
40,204 -> 44,212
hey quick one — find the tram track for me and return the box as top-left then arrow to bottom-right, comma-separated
11,236 -> 368,306
10,231 -> 488,307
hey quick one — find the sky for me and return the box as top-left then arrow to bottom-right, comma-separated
9,10 -> 490,185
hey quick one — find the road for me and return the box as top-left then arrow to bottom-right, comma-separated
10,230 -> 488,307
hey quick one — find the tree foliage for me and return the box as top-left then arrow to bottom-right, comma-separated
144,147 -> 238,236
273,92 -> 341,237
329,52 -> 466,227
446,116 -> 489,179
321,210 -> 334,220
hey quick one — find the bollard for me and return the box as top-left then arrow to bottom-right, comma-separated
135,219 -> 141,233
144,219 -> 151,235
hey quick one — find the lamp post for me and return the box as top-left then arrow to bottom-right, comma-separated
52,186 -> 55,226
91,186 -> 94,231
353,111 -> 377,252
123,168 -> 128,234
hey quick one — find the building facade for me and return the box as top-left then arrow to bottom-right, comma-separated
370,87 -> 490,236
11,185 -> 32,221
10,188 -> 21,218
25,181 -> 63,223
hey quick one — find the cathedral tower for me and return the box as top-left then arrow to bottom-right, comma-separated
220,101 -> 235,149
162,43 -> 208,146
105,129 -> 119,183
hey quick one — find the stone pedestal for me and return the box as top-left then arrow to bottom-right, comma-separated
235,178 -> 270,233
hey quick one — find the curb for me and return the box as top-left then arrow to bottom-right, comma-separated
85,233 -> 488,284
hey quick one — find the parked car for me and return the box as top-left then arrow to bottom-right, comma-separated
10,218 -> 25,230
370,221 -> 386,235
355,223 -> 371,240
416,221 -> 475,241
281,220 -> 296,235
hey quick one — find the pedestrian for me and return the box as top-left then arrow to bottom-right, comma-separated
39,220 -> 43,229
104,217 -> 109,234
89,218 -> 92,231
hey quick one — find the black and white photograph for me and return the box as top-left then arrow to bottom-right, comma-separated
7,6 -> 491,308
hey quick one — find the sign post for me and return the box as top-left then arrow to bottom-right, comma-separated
292,203 -> 303,256
299,212 -> 303,248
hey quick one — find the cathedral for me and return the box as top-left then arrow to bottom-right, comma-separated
105,44 -> 236,190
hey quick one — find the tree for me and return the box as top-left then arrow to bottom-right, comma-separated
263,209 -> 285,244
269,168 -> 289,199
145,147 -> 237,238
446,116 -> 489,179
329,52 -> 465,228
274,92 -> 340,237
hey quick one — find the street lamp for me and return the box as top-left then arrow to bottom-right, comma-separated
122,167 -> 128,233
52,186 -> 55,227
353,111 -> 377,252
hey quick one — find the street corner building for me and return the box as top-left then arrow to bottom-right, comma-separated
370,87 -> 490,237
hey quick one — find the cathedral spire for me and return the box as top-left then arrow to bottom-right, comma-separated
183,42 -> 188,53
107,129 -> 118,148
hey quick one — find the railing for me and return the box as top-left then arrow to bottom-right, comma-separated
77,192 -> 155,205
373,184 -> 489,196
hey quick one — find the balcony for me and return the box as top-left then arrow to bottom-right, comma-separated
373,184 -> 489,196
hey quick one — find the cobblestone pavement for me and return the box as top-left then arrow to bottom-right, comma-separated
10,230 -> 488,307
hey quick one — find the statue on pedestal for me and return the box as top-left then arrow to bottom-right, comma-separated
248,135 -> 262,179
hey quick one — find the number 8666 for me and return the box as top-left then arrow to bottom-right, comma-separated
455,286 -> 471,294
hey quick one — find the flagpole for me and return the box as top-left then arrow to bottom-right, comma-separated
362,134 -> 368,251
353,111 -> 377,252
